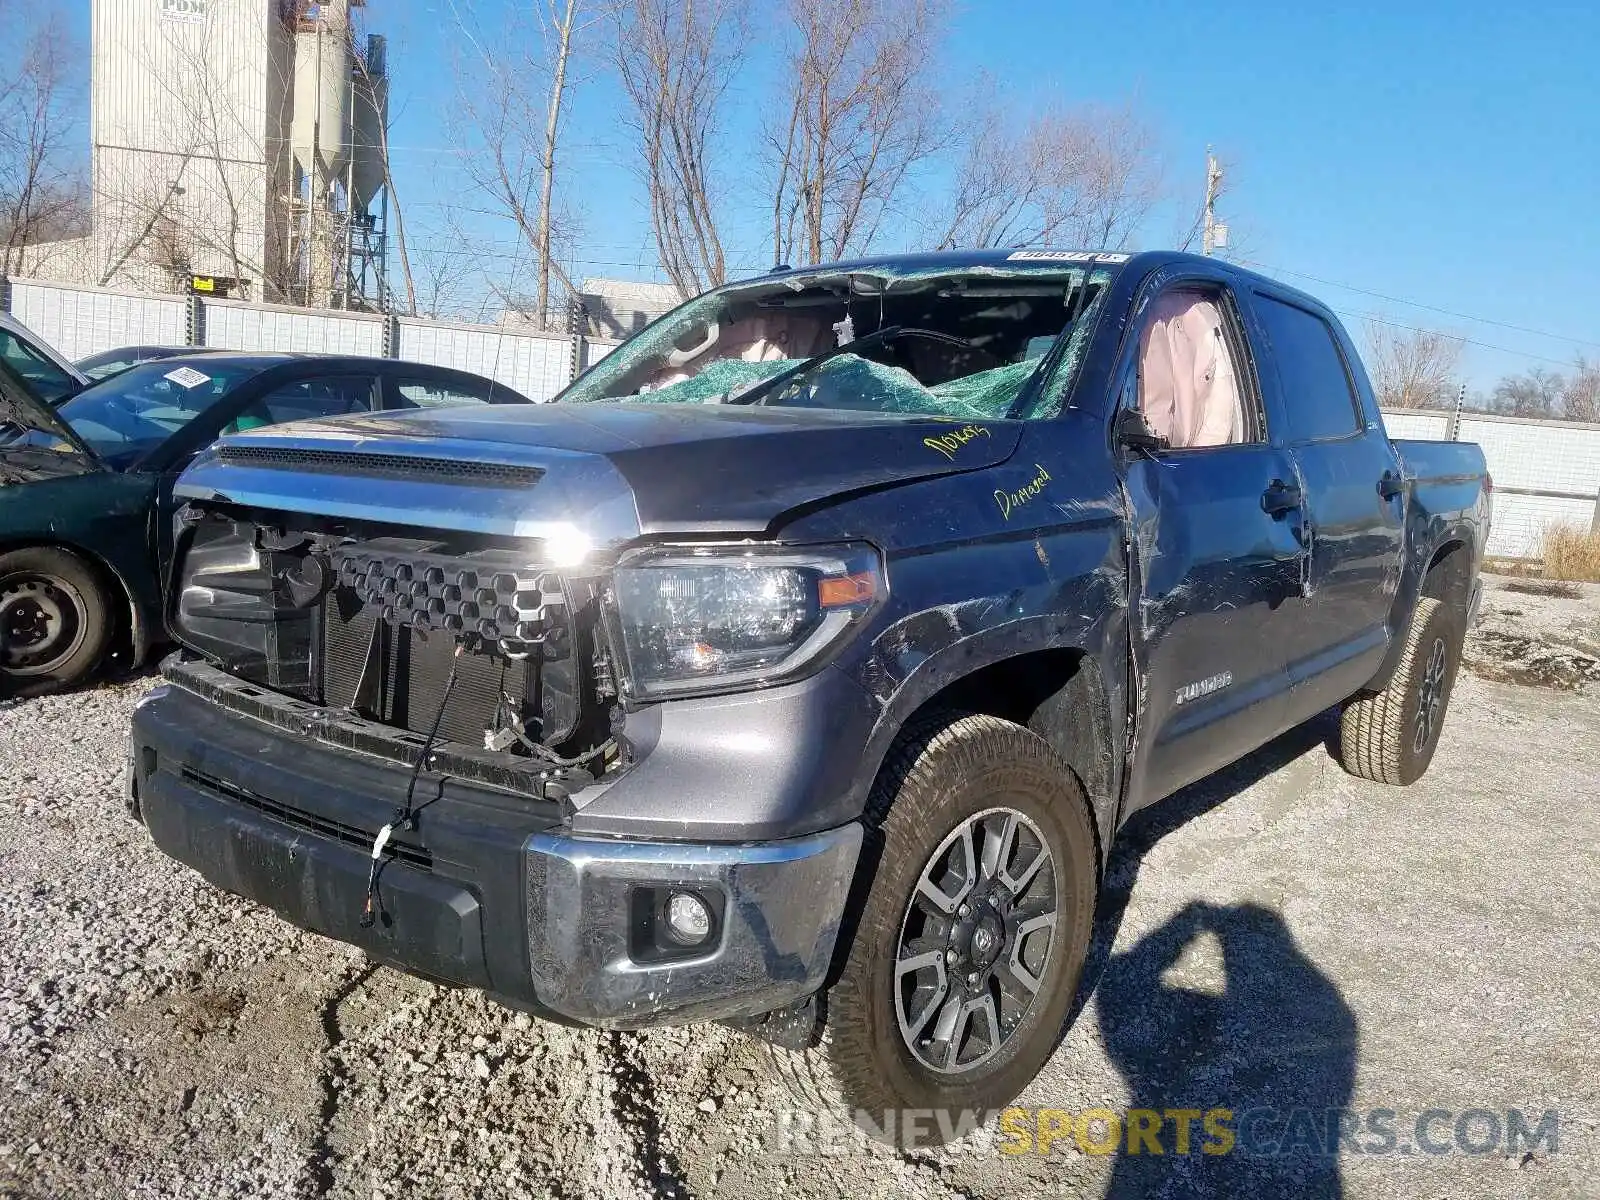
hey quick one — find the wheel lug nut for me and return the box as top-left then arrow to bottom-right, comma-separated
945,949 -> 956,963
958,903 -> 970,918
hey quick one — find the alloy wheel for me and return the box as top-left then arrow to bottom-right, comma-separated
894,807 -> 1059,1075
1413,636 -> 1448,755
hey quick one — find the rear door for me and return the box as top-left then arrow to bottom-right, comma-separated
1244,291 -> 1405,723
1121,270 -> 1308,812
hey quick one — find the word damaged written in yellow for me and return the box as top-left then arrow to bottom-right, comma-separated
923,424 -> 992,459
999,1107 -> 1237,1156
995,463 -> 1052,520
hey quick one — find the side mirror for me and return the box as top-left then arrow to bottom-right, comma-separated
1116,406 -> 1170,454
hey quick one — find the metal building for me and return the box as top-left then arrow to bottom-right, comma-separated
88,0 -> 390,308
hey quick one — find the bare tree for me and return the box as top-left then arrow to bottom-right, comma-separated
934,96 -> 1163,251
406,217 -> 487,321
768,0 -> 946,266
1493,367 -> 1564,419
1561,357 -> 1600,423
0,5 -> 87,275
614,0 -> 745,298
454,0 -> 581,328
1365,322 -> 1465,409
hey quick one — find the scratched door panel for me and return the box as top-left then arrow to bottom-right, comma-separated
1124,443 -> 1305,810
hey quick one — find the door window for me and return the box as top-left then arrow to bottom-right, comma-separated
1137,289 -> 1256,448
391,376 -> 499,408
225,375 -> 378,433
0,326 -> 78,404
1252,296 -> 1362,442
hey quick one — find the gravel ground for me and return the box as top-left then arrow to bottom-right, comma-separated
1,577 -> 1596,1199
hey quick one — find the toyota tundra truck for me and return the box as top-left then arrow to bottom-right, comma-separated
127,250 -> 1489,1140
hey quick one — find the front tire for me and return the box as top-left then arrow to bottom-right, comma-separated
771,712 -> 1098,1147
0,547 -> 112,696
1338,596 -> 1461,785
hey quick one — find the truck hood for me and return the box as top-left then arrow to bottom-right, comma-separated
173,401 -> 1022,551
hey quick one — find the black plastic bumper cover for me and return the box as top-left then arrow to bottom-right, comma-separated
129,678 -> 862,1026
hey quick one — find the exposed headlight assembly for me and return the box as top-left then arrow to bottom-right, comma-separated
610,542 -> 884,699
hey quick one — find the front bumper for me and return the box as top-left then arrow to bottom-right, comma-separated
129,675 -> 862,1027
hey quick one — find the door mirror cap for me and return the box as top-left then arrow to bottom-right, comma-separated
1116,407 -> 1171,454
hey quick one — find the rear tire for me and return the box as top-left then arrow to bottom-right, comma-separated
1338,596 -> 1461,785
769,712 -> 1098,1147
0,547 -> 112,696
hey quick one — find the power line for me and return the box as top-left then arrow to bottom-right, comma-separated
1331,308 -> 1575,370
1242,257 -> 1600,354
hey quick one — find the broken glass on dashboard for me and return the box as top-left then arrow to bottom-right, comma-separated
561,265 -> 1115,420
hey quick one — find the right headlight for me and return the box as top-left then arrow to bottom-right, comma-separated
610,542 -> 885,699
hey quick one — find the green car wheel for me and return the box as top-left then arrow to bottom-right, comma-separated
0,547 -> 112,695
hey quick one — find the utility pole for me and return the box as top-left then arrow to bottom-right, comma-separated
1447,381 -> 1467,441
1201,147 -> 1226,256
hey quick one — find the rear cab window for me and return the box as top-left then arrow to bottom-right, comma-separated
1251,294 -> 1364,442
230,376 -> 379,431
390,377 -> 500,408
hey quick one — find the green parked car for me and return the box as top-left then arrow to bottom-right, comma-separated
0,352 -> 533,696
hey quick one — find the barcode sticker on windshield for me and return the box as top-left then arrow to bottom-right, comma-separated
164,366 -> 211,389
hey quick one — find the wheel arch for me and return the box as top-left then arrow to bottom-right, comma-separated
854,624 -> 1121,870
1365,528 -> 1476,694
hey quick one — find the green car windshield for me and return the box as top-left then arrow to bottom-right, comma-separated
558,265 -> 1114,421
2,360 -> 260,469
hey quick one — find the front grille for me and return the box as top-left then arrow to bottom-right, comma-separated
180,766 -> 434,871
216,446 -> 545,487
332,544 -> 561,645
320,586 -> 535,748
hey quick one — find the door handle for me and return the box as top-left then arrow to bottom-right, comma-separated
1261,479 -> 1304,516
1378,471 -> 1405,500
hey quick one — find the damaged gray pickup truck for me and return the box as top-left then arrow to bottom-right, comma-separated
128,249 -> 1489,1141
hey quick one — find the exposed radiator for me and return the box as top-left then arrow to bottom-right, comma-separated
320,586 -> 535,749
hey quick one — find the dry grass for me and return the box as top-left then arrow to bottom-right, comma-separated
1538,524 -> 1600,583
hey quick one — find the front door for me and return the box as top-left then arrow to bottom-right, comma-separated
1119,278 -> 1308,812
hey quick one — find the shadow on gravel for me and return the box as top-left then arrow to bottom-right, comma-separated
1073,714 -> 1357,1198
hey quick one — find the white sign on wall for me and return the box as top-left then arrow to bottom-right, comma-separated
159,0 -> 207,23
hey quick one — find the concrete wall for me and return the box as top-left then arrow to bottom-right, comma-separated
2,276 -> 615,405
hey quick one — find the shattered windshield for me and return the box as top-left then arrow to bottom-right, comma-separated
558,264 -> 1116,421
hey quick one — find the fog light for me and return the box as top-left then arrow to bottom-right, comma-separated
664,891 -> 713,946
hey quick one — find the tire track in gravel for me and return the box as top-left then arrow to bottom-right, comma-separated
600,1031 -> 695,1199
301,961 -> 379,1197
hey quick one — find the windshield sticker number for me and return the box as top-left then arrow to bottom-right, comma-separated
1007,250 -> 1131,265
924,424 -> 991,459
164,366 -> 212,389
995,464 -> 1052,520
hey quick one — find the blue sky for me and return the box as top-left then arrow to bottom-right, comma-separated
70,1 -> 1600,390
